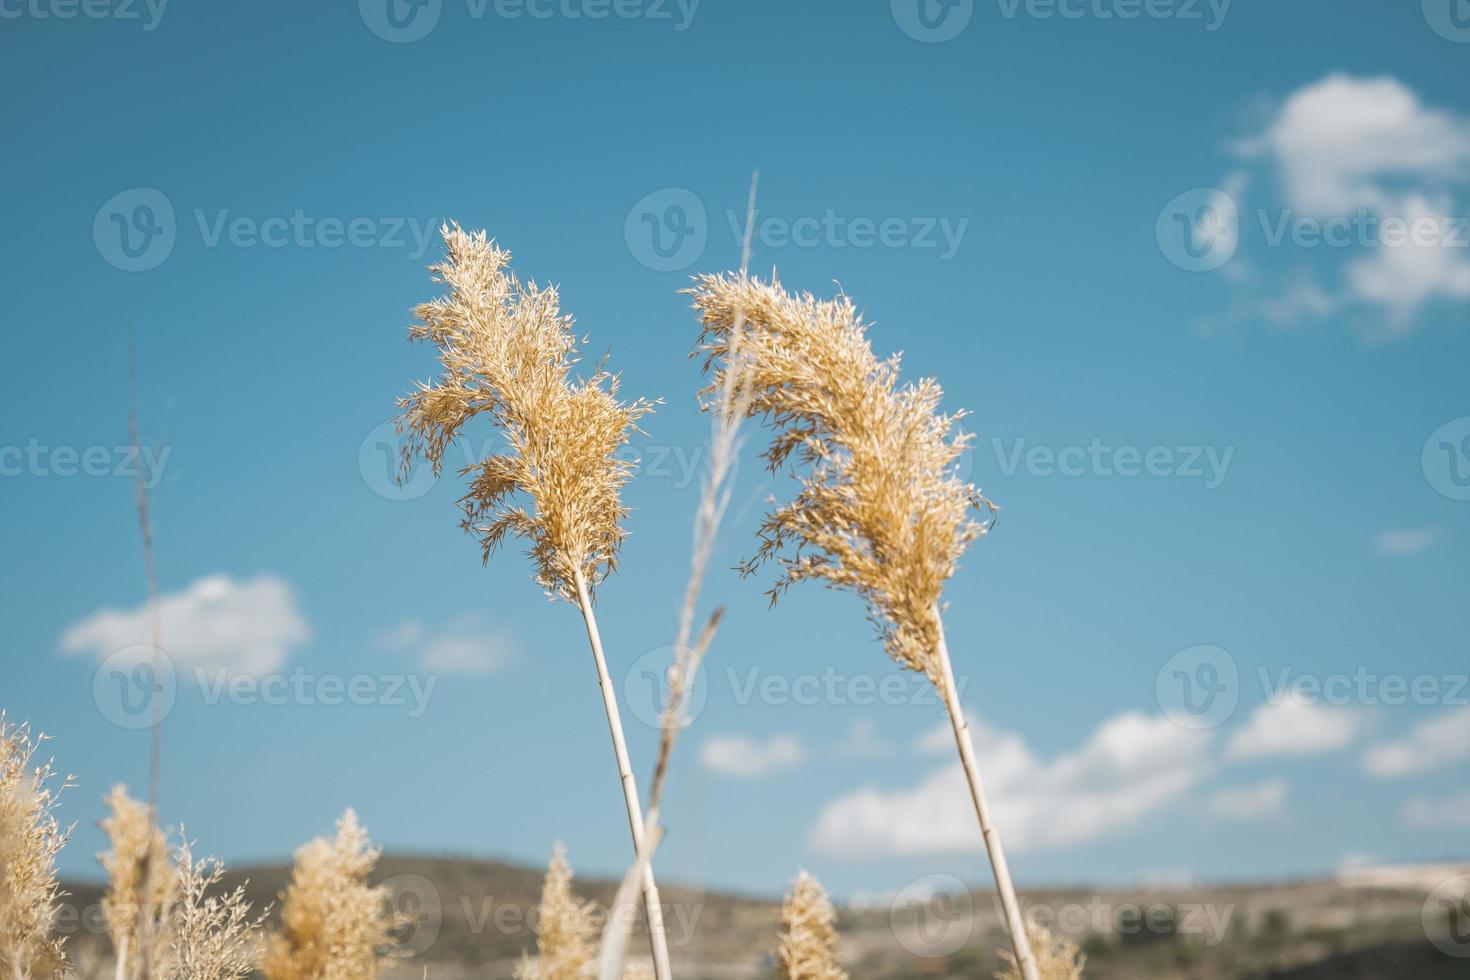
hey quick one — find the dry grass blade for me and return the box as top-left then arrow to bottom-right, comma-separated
128,340 -> 166,980
593,825 -> 662,980
0,716 -> 70,980
597,171 -> 761,980
262,809 -> 393,980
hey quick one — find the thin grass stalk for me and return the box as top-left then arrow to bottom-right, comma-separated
934,614 -> 1036,980
597,173 -> 762,980
570,569 -> 673,980
127,341 -> 163,980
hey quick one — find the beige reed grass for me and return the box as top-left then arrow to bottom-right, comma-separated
689,274 -> 1039,979
514,844 -> 595,980
518,845 -> 654,980
262,809 -> 392,980
0,716 -> 69,980
166,836 -> 266,980
775,873 -> 847,980
100,787 -> 174,980
996,923 -> 1084,980
397,225 -> 671,980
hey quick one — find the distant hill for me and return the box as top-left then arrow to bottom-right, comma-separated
59,856 -> 1470,979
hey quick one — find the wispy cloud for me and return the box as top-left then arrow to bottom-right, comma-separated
1403,793 -> 1470,830
834,718 -> 893,759
699,734 -> 805,778
1226,694 -> 1370,761
1362,706 -> 1470,779
60,574 -> 309,679
1208,778 -> 1289,820
1373,528 -> 1440,555
376,616 -> 516,674
811,711 -> 1214,857
1221,74 -> 1470,335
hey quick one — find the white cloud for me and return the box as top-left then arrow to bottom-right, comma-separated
1258,275 -> 1341,327
60,574 -> 309,679
810,711 -> 1213,858
377,616 -> 514,674
1344,197 -> 1470,328
834,718 -> 892,759
1208,778 -> 1289,820
1362,707 -> 1470,779
700,734 -> 805,778
1231,75 -> 1470,330
1243,74 -> 1470,216
1403,793 -> 1470,830
1373,528 -> 1441,555
1225,695 -> 1368,760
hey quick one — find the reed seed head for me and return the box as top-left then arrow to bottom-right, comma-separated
399,225 -> 656,601
689,274 -> 992,683
263,809 -> 391,980
775,871 -> 846,980
100,785 -> 174,979
0,716 -> 69,980
515,843 -> 597,980
996,922 -> 1085,980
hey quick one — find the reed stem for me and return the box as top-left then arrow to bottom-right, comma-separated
572,569 -> 674,980
934,612 -> 1037,980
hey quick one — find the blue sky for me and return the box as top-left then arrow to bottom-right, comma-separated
2,0 -> 1468,905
